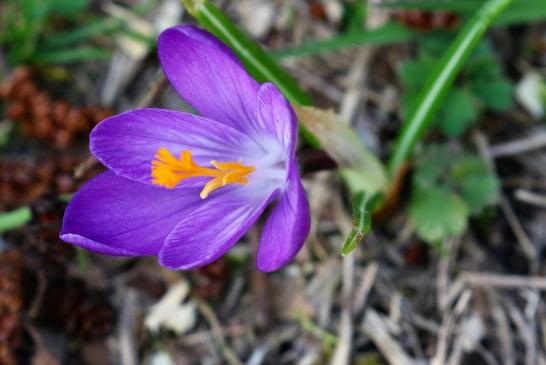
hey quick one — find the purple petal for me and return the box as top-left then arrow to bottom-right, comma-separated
61,172 -> 203,256
256,161 -> 310,272
158,187 -> 278,270
256,82 -> 298,154
90,108 -> 256,185
158,25 -> 260,132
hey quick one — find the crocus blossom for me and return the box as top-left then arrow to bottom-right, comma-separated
60,25 -> 311,272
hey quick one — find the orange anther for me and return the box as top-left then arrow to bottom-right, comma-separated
151,148 -> 255,198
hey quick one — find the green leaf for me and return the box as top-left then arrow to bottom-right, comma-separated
413,147 -> 500,222
450,155 -> 488,180
438,88 -> 478,136
410,187 -> 469,244
460,174 -> 499,214
413,144 -> 452,188
472,77 -> 514,112
465,54 -> 502,79
400,56 -> 437,91
388,0 -> 514,175
450,156 -> 500,214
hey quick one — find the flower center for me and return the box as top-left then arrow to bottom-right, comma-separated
151,148 -> 255,199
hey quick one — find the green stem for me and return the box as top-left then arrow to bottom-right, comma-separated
387,0 -> 513,175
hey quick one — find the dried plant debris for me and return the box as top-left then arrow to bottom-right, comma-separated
0,250 -> 25,365
1,197 -> 116,362
0,155 -> 103,211
0,67 -> 112,148
38,278 -> 116,341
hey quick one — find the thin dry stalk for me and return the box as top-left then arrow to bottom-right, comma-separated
330,254 -> 354,365
514,189 -> 546,208
489,132 -> 546,158
491,303 -> 515,365
431,289 -> 472,365
195,298 -> 244,365
504,298 -> 536,365
362,309 -> 420,365
474,133 -> 537,261
353,262 -> 379,314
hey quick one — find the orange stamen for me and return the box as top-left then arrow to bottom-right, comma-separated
151,148 -> 255,199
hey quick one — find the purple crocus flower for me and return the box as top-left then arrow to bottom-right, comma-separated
60,25 -> 310,272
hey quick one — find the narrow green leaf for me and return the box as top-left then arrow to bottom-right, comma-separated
378,0 -> 546,26
0,206 -> 32,232
495,0 -> 546,26
388,0 -> 513,175
42,17 -> 125,47
377,0 -> 478,12
344,0 -> 368,31
47,0 -> 89,16
33,46 -> 111,64
273,23 -> 417,59
180,0 -> 320,146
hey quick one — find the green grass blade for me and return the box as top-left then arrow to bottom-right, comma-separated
377,0 -> 479,12
378,0 -> 546,26
0,206 -> 32,232
180,0 -> 320,146
42,17 -> 124,47
273,23 -> 417,59
275,0 -> 544,60
33,46 -> 111,64
495,0 -> 546,25
387,0 -> 513,175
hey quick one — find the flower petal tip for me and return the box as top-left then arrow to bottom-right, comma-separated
59,233 -> 139,256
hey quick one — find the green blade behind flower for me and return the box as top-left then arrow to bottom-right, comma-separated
0,206 -> 32,232
180,0 -> 320,147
